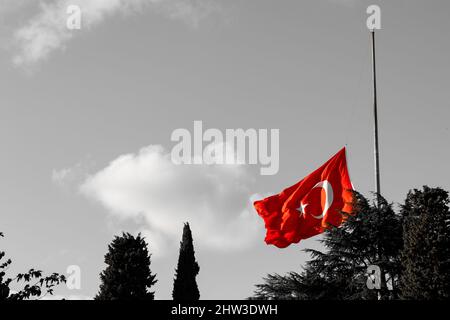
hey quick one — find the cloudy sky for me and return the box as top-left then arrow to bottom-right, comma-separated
1,0 -> 449,299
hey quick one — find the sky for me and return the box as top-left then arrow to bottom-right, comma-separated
0,0 -> 449,300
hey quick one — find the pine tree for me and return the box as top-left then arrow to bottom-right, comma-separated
251,272 -> 307,300
95,232 -> 157,300
251,192 -> 404,300
305,193 -> 403,299
399,186 -> 450,299
172,223 -> 200,301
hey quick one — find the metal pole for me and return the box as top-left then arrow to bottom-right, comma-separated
371,30 -> 381,203
371,31 -> 386,299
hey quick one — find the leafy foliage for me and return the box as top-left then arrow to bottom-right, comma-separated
172,223 -> 200,301
399,186 -> 450,299
95,232 -> 157,300
0,232 -> 66,300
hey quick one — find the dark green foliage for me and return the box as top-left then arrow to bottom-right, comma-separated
251,192 -> 404,300
95,232 -> 157,300
0,232 -> 66,300
399,186 -> 450,299
304,192 -> 403,299
172,223 -> 200,301
251,272 -> 305,300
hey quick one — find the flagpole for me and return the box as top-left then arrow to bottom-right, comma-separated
371,30 -> 387,299
370,30 -> 381,204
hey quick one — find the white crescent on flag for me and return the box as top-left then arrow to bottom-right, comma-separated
297,180 -> 334,219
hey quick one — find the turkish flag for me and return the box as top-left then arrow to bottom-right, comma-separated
254,147 -> 353,248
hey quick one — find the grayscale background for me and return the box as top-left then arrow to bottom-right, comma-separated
0,0 -> 449,299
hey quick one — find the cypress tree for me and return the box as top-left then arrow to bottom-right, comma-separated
95,232 -> 157,300
399,186 -> 450,299
172,223 -> 200,301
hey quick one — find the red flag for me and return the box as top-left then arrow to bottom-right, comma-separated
254,147 -> 353,248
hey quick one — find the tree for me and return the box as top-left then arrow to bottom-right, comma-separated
0,232 -> 66,300
95,232 -> 157,300
399,186 -> 450,299
251,192 -> 404,300
172,223 -> 200,301
251,272 -> 306,300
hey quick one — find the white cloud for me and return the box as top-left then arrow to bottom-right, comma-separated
51,158 -> 94,189
11,0 -> 222,68
80,145 -> 264,256
52,167 -> 75,185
